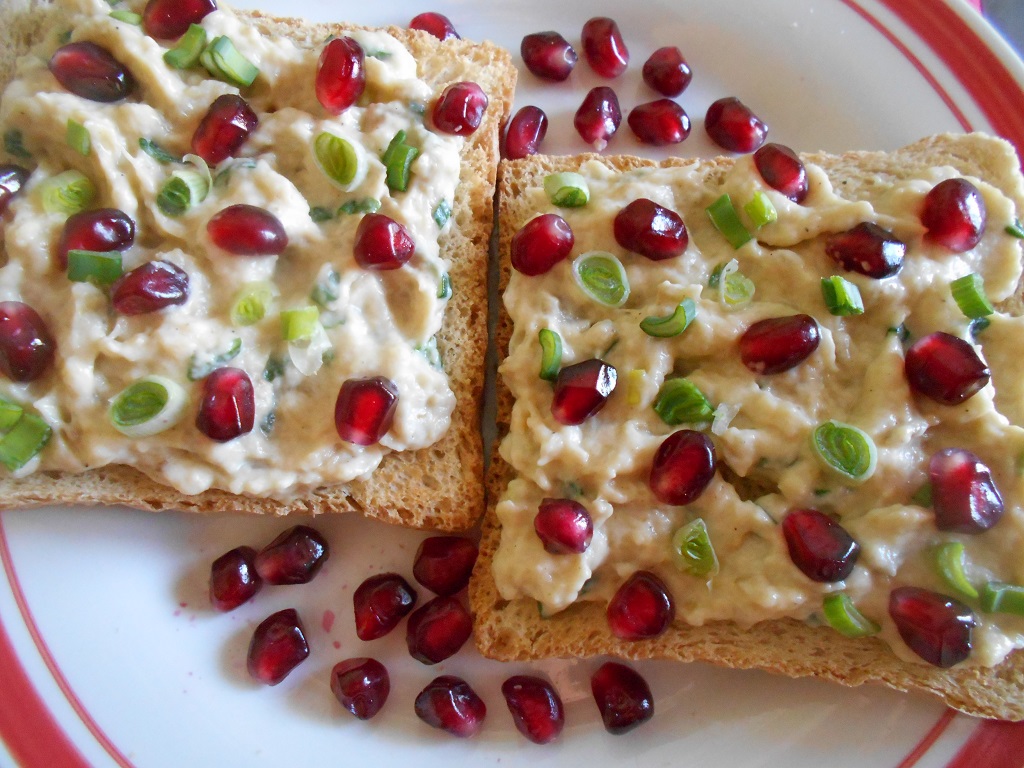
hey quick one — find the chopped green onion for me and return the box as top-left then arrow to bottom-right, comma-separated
640,298 -> 696,338
280,306 -> 320,342
571,251 -> 629,307
653,378 -> 714,425
626,369 -> 645,406
230,281 -> 277,326
1007,218 -> 1024,238
671,518 -> 719,578
932,542 -> 979,600
381,130 -> 420,193
811,420 -> 877,482
338,197 -> 381,215
432,199 -> 452,229
821,275 -> 865,316
311,268 -> 341,307
201,36 -> 258,87
538,328 -> 562,381
437,273 -> 452,300
366,49 -> 391,61
0,399 -> 24,433
416,336 -> 442,369
743,191 -> 777,228
157,154 -> 210,217
911,482 -> 932,507
309,206 -> 333,223
108,376 -> 187,438
709,259 -> 755,309
950,272 -> 994,319
970,316 -> 991,339
3,129 -> 31,160
706,194 -> 752,249
313,132 -> 366,191
259,408 -> 275,437
822,593 -> 880,638
0,412 -> 51,471
212,158 -> 256,188
138,138 -> 180,164
66,249 -> 123,284
65,119 -> 90,156
39,170 -> 96,215
263,355 -> 286,382
980,582 -> 1024,615
187,338 -> 242,381
109,9 -> 142,23
58,29 -> 72,44
163,23 -> 207,69
543,172 -> 590,208
287,323 -> 332,376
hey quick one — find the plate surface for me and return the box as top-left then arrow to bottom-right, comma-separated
3,0 -> 1024,766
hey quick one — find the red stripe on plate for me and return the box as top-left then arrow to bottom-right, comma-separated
896,709 -> 958,768
946,720 -> 1024,768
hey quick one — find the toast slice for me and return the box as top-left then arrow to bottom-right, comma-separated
0,0 -> 515,529
471,133 -> 1024,719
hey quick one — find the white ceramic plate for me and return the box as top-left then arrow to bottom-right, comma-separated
3,0 -> 1024,766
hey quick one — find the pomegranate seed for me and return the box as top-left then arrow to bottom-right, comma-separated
55,208 -> 135,270
330,658 -> 390,720
781,509 -> 860,582
501,675 -> 565,744
413,536 -> 478,596
574,86 -> 621,151
247,608 -> 309,685
613,198 -> 688,260
704,96 -> 768,153
0,302 -> 55,383
352,573 -> 417,640
520,31 -> 577,81
641,46 -> 692,96
504,105 -> 548,160
889,586 -> 977,667
195,367 -> 254,442
921,178 -> 987,252
510,213 -> 574,276
534,497 -> 593,554
432,81 -> 488,136
739,314 -> 821,375
409,12 -> 460,41
551,358 -> 617,426
590,661 -> 653,734
255,525 -> 329,585
825,222 -> 905,279
142,0 -> 216,40
209,546 -> 262,612
49,42 -> 133,103
754,143 -> 809,203
207,205 -> 288,257
929,448 -> 1004,533
607,571 -> 675,640
353,213 -> 415,270
904,332 -> 990,405
649,429 -> 716,506
191,94 -> 258,166
415,675 -> 486,738
334,376 -> 399,445
581,17 -> 629,78
627,99 -> 690,146
111,261 -> 189,315
0,165 -> 29,215
316,37 -> 366,115
406,595 -> 473,664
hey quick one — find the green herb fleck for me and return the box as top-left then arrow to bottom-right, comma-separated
187,338 -> 242,381
263,355 -> 286,382
309,206 -> 333,223
138,138 -> 180,165
1007,218 -> 1024,238
432,199 -> 452,229
338,197 -> 381,215
3,129 -> 31,161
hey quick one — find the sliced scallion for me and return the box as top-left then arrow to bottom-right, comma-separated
538,328 -> 562,381
109,376 -> 187,438
821,275 -> 865,316
3,129 -> 31,160
950,272 -> 994,319
571,251 -> 629,307
706,193 -> 752,249
671,518 -> 719,578
1007,218 -> 1024,238
640,298 -> 696,338
381,130 -> 420,193
39,170 -> 95,215
0,399 -> 24,433
309,206 -> 333,223
201,36 -> 259,88
653,378 -> 714,425
66,119 -> 90,156
287,323 -> 332,376
338,197 -> 380,215
416,336 -> 442,369
187,338 -> 242,381
109,9 -> 142,24
0,412 -> 51,472
280,306 -> 320,342
313,132 -> 366,191
138,138 -> 180,164
67,249 -> 123,284
743,191 -> 777,228
163,23 -> 207,69
980,581 -> 1024,615
932,541 -> 979,600
437,273 -> 452,300
157,155 -> 210,217
230,281 -> 277,326
709,259 -> 755,310
811,420 -> 877,483
432,199 -> 452,229
543,172 -> 590,208
263,355 -> 286,382
822,593 -> 880,638
311,268 -> 341,307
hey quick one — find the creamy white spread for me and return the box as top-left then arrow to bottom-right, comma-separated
0,0 -> 463,496
493,152 -> 1024,667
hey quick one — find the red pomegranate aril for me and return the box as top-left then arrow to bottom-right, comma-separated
754,143 -> 809,203
501,675 -> 565,745
195,367 -> 254,442
642,46 -> 692,97
191,94 -> 259,166
353,573 -> 417,640
208,205 -> 288,257
825,222 -> 906,279
534,497 -> 593,555
247,608 -> 309,685
922,178 -> 987,252
143,0 -> 216,40
607,570 -> 675,640
649,429 -> 716,506
613,198 -> 688,260
0,165 -> 29,215
255,525 -> 329,585
415,675 -> 486,738
581,17 -> 629,78
331,658 -> 390,720
627,99 -> 690,146
510,213 -> 574,276
316,37 -> 366,115
504,105 -> 548,160
889,586 -> 977,668
56,208 -> 136,270
520,31 -> 577,82
591,661 -> 653,734
432,81 -> 488,136
0,302 -> 56,383
111,261 -> 189,315
49,42 -> 133,103
334,376 -> 399,445
353,213 -> 415,270
409,12 -> 460,41
705,96 -> 768,153
781,509 -> 860,582
406,595 -> 473,664
574,86 -> 621,151
551,358 -> 617,426
739,314 -> 821,375
929,448 -> 1004,533
209,546 -> 262,612
413,536 -> 478,596
904,331 -> 989,405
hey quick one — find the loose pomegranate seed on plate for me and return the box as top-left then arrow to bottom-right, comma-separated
504,105 -> 548,160
501,675 -> 565,744
591,661 -> 653,734
581,17 -> 629,78
613,198 -> 688,260
413,536 -> 478,596
642,46 -> 692,96
904,331 -> 990,405
316,37 -> 366,115
574,86 -> 621,151
781,509 -> 860,582
353,213 -> 415,270
649,429 -> 716,506
247,608 -> 309,685
432,81 -> 488,136
331,658 -> 390,720
352,572 -> 417,640
607,570 -> 675,640
334,376 -> 399,445
142,0 -> 216,40
754,143 -> 809,203
929,448 -> 1004,533
627,99 -> 690,146
0,301 -> 56,383
739,314 -> 821,375
209,546 -> 262,612
0,165 -> 29,215
195,366 -> 255,442
704,96 -> 768,153
191,94 -> 259,166
520,31 -> 577,81
409,12 -> 460,41
414,675 -> 486,738
889,586 -> 977,667
56,208 -> 136,270
111,261 -> 190,315
406,595 -> 473,664
921,178 -> 987,252
551,358 -> 617,426
510,213 -> 574,276
825,222 -> 905,279
207,205 -> 288,257
255,525 -> 329,585
49,42 -> 134,102
534,497 -> 593,554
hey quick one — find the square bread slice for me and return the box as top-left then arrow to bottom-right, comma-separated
0,0 -> 515,530
471,132 -> 1024,719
